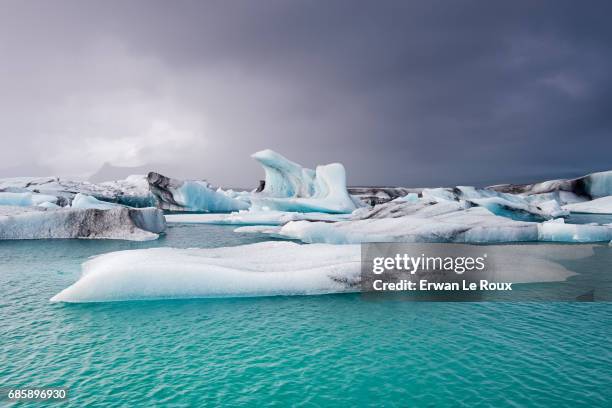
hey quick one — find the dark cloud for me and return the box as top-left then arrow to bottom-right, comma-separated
0,0 -> 610,187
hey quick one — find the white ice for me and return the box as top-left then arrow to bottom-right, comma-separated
0,206 -> 162,241
71,193 -> 121,210
563,196 -> 612,214
254,200 -> 612,244
250,149 -> 357,214
50,242 -> 361,302
165,210 -> 351,225
538,218 -> 612,242
50,241 -> 584,303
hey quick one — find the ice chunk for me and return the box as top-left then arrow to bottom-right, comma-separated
488,169 -> 612,199
165,210 -> 351,225
0,192 -> 33,206
275,206 -> 539,244
37,201 -> 60,209
251,149 -> 316,197
71,193 -> 121,209
251,149 -> 357,214
584,170 -> 612,198
0,192 -> 59,207
0,206 -> 165,241
50,242 -> 361,302
421,188 -> 457,203
347,187 -> 422,205
50,241 -> 583,303
0,175 -> 156,208
538,218 -> 612,242
563,196 -> 612,214
147,172 -> 249,212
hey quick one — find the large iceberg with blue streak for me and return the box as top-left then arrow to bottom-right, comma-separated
250,149 -> 358,214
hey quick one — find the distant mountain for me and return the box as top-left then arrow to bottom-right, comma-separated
88,162 -> 152,183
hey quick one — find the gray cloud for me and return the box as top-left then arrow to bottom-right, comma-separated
0,0 -> 610,188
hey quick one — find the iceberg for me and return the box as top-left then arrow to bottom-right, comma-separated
0,206 -> 166,241
0,192 -> 59,207
417,186 -> 568,220
71,193 -> 122,210
538,218 -> 612,242
275,206 -> 539,244
147,172 -> 249,212
0,175 -> 156,208
50,241 -> 583,303
250,149 -> 357,214
563,196 -> 612,214
247,199 -> 612,244
347,187 -> 422,205
165,210 -> 351,225
50,242 -> 361,302
488,170 -> 612,199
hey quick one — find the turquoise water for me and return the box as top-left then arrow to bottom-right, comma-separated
1,225 -> 611,407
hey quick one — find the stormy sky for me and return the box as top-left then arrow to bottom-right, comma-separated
1,0 -> 611,188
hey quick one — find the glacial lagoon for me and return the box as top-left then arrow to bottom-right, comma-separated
2,223 -> 611,407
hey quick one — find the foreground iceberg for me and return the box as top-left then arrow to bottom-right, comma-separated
51,241 -> 587,303
147,172 -> 249,212
0,206 -> 166,241
250,149 -> 357,214
51,242 -> 361,302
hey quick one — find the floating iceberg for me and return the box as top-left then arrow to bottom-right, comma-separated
275,206 -> 538,244
147,172 -> 249,212
563,196 -> 612,214
50,242 -> 361,302
0,175 -> 156,208
50,241 -> 585,303
417,186 -> 567,220
250,149 -> 357,214
347,187 -> 422,205
0,206 -> 166,241
165,210 -> 351,225
537,218 -> 612,242
0,191 -> 59,207
250,200 -> 612,244
488,170 -> 612,199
